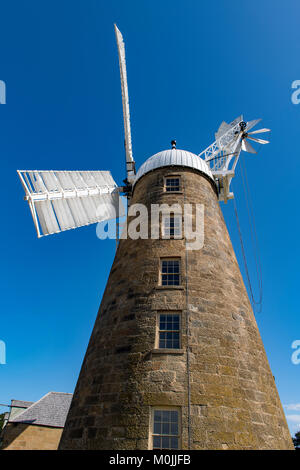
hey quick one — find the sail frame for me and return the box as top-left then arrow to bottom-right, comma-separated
18,170 -> 124,237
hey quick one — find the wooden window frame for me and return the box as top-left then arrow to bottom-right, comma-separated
159,258 -> 181,286
149,407 -> 181,450
155,312 -> 181,350
164,175 -> 181,193
162,213 -> 182,239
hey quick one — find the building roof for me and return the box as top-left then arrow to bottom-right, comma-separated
9,392 -> 72,428
134,148 -> 213,185
11,400 -> 34,408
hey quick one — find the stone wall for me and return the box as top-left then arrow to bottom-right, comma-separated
59,166 -> 294,450
2,422 -> 63,450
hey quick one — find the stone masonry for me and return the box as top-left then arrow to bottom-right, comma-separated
2,423 -> 63,450
59,166 -> 294,450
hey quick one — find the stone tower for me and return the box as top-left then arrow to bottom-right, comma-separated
59,149 -> 293,450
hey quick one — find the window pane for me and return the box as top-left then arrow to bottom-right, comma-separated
162,436 -> 170,449
153,436 -> 161,449
171,437 -> 178,449
162,422 -> 170,435
171,411 -> 178,422
154,410 -> 162,422
171,422 -> 178,434
154,422 -> 161,434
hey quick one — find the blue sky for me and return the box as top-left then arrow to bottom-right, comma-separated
0,0 -> 299,437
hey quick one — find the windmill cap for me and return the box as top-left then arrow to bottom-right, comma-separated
134,148 -> 213,186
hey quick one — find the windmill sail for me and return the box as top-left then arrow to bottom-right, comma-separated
114,24 -> 135,182
18,170 -> 125,237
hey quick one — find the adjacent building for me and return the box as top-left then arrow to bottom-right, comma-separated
1,392 -> 72,450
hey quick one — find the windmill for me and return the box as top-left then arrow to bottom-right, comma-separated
17,26 -> 293,450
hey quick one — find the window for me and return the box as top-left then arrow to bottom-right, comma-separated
158,313 -> 180,349
162,214 -> 182,238
165,176 -> 181,192
152,409 -> 180,450
160,259 -> 181,286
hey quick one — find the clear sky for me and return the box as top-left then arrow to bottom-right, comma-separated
0,0 -> 299,437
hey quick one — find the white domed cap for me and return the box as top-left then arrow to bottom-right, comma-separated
134,149 -> 214,185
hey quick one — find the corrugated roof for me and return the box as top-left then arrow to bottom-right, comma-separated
10,392 -> 72,428
134,149 -> 213,185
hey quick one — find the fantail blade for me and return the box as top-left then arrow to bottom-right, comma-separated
248,128 -> 270,135
241,139 -> 257,154
247,136 -> 269,145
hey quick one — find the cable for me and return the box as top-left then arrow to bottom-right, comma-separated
232,191 -> 257,308
232,176 -> 263,314
240,154 -> 263,309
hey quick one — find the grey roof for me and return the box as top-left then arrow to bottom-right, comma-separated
134,149 -> 214,185
11,400 -> 34,408
10,392 -> 73,428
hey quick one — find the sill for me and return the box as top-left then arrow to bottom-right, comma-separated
163,191 -> 183,194
156,285 -> 184,290
152,348 -> 184,355
161,237 -> 184,241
